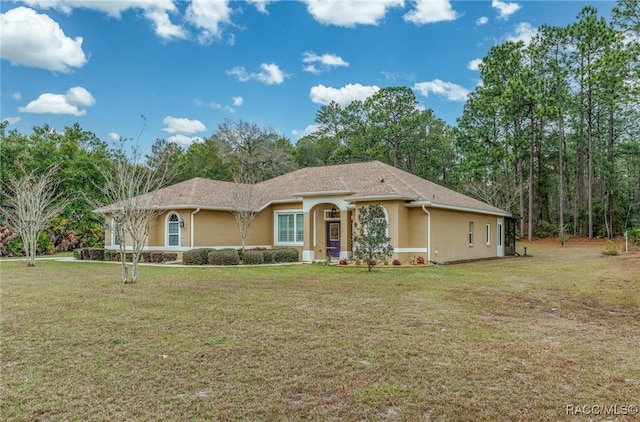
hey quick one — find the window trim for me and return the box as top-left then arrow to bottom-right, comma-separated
111,219 -> 121,247
166,211 -> 181,247
274,210 -> 304,246
468,221 -> 474,246
486,223 -> 491,246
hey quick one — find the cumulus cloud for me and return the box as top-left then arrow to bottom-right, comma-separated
247,0 -> 275,14
2,117 -> 21,125
0,7 -> 87,72
476,16 -> 488,26
185,0 -> 233,44
302,51 -> 349,74
162,116 -> 206,135
167,134 -> 204,146
492,0 -> 521,20
12,92 -> 22,100
232,96 -> 243,106
292,124 -> 321,139
507,22 -> 537,45
303,0 -> 403,27
227,63 -> 288,85
24,0 -> 186,40
413,80 -> 470,102
108,132 -> 121,141
19,86 -> 95,116
309,83 -> 380,106
467,58 -> 482,71
404,0 -> 457,25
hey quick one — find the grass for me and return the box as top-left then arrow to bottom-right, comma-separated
1,240 -> 639,421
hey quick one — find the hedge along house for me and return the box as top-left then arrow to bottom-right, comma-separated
99,161 -> 518,264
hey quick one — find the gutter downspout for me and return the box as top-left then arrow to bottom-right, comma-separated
421,204 -> 431,264
190,208 -> 201,249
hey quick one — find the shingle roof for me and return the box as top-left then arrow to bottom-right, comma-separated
99,161 -> 509,216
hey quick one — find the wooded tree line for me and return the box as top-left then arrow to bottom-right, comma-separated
1,2 -> 638,256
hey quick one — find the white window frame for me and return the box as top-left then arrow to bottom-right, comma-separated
468,221 -> 474,246
166,212 -> 181,247
486,223 -> 491,246
275,210 -> 304,246
111,219 -> 121,246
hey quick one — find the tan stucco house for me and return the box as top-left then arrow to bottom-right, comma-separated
101,161 -> 517,264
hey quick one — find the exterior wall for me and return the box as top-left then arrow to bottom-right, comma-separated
193,209 -> 272,248
429,208 -> 498,263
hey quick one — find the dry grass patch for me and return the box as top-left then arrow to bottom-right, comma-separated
1,240 -> 639,421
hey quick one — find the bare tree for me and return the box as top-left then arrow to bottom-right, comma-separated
230,173 -> 258,253
1,165 -> 66,266
95,138 -> 174,283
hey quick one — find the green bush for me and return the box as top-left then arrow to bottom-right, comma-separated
273,248 -> 299,263
628,228 -> 640,246
182,248 -> 213,265
73,249 -> 82,260
535,220 -> 558,238
208,249 -> 240,266
262,249 -> 274,263
602,240 -> 619,256
7,239 -> 24,257
242,250 -> 265,265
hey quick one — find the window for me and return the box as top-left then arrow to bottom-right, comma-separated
167,213 -> 180,247
468,222 -> 474,245
276,212 -> 304,244
111,219 -> 121,246
486,223 -> 491,245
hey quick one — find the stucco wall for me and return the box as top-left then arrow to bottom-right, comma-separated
429,208 -> 498,263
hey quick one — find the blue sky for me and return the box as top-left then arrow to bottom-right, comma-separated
1,0 -> 614,152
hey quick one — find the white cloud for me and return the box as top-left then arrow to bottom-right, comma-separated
302,51 -> 349,74
2,117 -> 21,125
24,0 -> 187,40
303,0 -> 403,27
492,0 -> 521,20
108,132 -> 121,141
19,86 -> 95,116
467,58 -> 482,71
247,0 -> 275,14
310,83 -> 380,106
162,116 -> 206,135
12,92 -> 22,100
185,0 -> 233,44
413,80 -> 470,102
292,124 -> 321,139
232,96 -> 243,107
227,63 -> 288,85
476,16 -> 488,26
404,0 -> 457,25
0,7 -> 87,72
507,22 -> 537,45
167,134 -> 203,146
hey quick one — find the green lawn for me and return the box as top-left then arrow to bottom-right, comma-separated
1,241 -> 639,421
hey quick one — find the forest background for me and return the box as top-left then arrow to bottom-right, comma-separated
1,1 -> 638,256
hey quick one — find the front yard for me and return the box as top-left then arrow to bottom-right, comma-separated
1,240 -> 639,421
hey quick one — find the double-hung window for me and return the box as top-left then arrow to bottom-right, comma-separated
276,212 -> 304,245
167,213 -> 180,246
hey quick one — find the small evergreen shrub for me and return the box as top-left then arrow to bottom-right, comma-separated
73,249 -> 82,260
183,248 -> 213,265
392,259 -> 401,266
242,250 -> 264,265
416,256 -> 425,265
262,249 -> 274,263
208,249 -> 240,265
86,248 -> 104,261
339,258 -> 348,265
602,240 -> 619,256
628,227 -> 640,246
273,248 -> 299,263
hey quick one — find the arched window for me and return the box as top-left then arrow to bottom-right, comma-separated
167,213 -> 180,247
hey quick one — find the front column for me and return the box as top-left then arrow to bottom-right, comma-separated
302,210 -> 315,262
340,209 -> 351,260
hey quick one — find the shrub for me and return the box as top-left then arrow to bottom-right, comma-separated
273,248 -> 299,263
183,248 -> 213,265
416,256 -> 425,265
339,258 -> 348,265
7,239 -> 24,257
262,249 -> 274,263
602,240 -> 619,256
535,220 -> 558,238
85,248 -> 104,261
73,249 -> 82,260
628,227 -> 640,246
242,250 -> 264,265
392,259 -> 401,266
208,249 -> 240,266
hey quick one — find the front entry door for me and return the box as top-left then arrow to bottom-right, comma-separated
326,222 -> 340,258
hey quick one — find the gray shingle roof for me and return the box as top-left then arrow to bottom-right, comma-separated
99,161 -> 509,216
